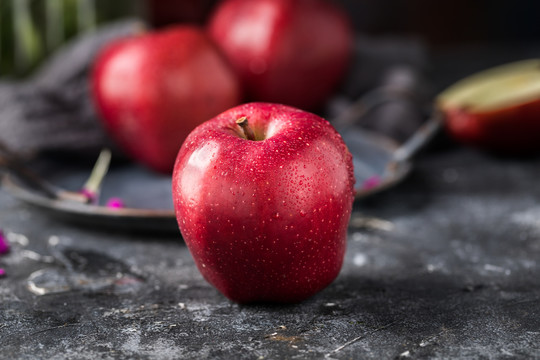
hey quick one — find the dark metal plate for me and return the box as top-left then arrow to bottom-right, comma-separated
2,119 -> 440,233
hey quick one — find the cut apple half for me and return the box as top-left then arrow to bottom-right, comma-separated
437,59 -> 540,153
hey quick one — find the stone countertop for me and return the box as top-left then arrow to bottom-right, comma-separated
1,143 -> 540,359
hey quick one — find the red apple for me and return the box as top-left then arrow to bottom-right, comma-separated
438,59 -> 540,153
207,0 -> 353,111
92,25 -> 241,173
172,102 -> 355,303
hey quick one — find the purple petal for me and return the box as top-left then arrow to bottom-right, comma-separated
0,230 -> 10,255
0,268 -> 5,277
80,188 -> 97,204
106,197 -> 125,209
362,175 -> 381,190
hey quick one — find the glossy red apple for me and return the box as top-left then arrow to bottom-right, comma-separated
207,0 -> 353,111
172,102 -> 355,303
438,59 -> 540,153
92,26 -> 241,173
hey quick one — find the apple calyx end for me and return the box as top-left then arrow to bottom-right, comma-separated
236,116 -> 257,141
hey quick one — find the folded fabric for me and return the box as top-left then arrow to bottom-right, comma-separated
0,19 -> 143,160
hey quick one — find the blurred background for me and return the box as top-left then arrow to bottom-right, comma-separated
2,0 -> 540,78
342,0 -> 540,46
0,0 -> 144,76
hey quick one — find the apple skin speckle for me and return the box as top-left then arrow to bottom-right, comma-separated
172,102 -> 355,303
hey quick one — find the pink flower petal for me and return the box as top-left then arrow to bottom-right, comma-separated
362,175 -> 381,190
80,189 -> 97,204
0,268 -> 5,277
0,230 -> 10,255
106,198 -> 125,209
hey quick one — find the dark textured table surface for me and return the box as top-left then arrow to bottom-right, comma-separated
1,143 -> 540,359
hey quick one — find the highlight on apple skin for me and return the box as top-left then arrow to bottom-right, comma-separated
172,102 -> 356,303
438,59 -> 540,154
92,25 -> 241,173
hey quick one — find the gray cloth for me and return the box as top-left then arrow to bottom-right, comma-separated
0,19 -> 144,159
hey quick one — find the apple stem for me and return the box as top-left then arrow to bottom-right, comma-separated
236,116 -> 256,141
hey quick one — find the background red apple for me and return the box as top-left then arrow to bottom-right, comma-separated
438,59 -> 540,153
92,25 -> 241,173
172,102 -> 355,303
207,0 -> 353,111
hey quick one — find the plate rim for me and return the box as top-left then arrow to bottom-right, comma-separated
1,127 -> 416,229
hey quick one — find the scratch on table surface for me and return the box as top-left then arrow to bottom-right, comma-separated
396,328 -> 447,358
325,320 -> 399,358
500,348 -> 514,356
7,232 -> 29,246
20,249 -> 55,263
29,323 -> 79,336
418,332 -> 440,347
504,296 -> 540,308
265,333 -> 303,343
264,324 -> 303,344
